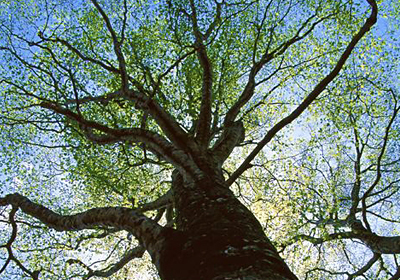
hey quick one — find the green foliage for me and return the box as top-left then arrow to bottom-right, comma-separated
0,0 -> 399,279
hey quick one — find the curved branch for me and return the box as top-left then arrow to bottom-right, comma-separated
63,90 -> 123,106
40,101 -> 203,179
347,253 -> 380,280
124,90 -> 199,156
0,193 -> 163,261
284,215 -> 400,254
0,207 -> 41,279
82,246 -> 145,279
38,34 -> 119,74
74,229 -> 121,250
282,231 -> 357,247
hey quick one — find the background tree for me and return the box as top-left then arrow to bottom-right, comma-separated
0,0 -> 398,279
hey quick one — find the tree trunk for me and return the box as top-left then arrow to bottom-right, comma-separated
155,172 -> 298,280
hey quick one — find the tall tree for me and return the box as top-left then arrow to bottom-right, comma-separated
1,0 -> 398,279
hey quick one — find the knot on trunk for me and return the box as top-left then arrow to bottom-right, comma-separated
211,121 -> 245,166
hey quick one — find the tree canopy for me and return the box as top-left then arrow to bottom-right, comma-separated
0,0 -> 399,279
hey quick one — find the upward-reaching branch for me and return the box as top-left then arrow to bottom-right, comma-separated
360,95 -> 399,229
124,89 -> 199,156
223,8 -> 333,127
84,1 -> 202,157
189,0 -> 216,148
227,0 -> 378,186
349,117 -> 363,219
90,0 -> 129,92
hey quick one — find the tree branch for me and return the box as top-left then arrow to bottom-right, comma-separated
349,115 -> 363,219
189,0 -> 214,147
38,34 -> 119,74
223,8 -> 334,127
73,246 -> 145,279
0,193 -> 164,262
211,120 -> 245,166
285,220 -> 400,255
0,207 -> 40,279
227,0 -> 378,186
63,90 -> 123,106
40,101 -> 203,179
124,90 -> 199,157
361,96 -> 400,219
137,189 -> 173,213
90,0 -> 129,92
347,253 -> 380,280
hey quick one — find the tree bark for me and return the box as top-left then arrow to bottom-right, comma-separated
0,174 -> 297,280
155,172 -> 298,280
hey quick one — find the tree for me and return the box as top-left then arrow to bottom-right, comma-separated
1,0 -> 398,279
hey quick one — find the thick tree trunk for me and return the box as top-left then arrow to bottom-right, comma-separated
155,172 -> 298,280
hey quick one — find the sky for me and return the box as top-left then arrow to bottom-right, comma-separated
1,0 -> 400,279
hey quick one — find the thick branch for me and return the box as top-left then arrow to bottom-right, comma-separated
40,101 -> 203,179
62,88 -> 199,161
63,91 -> 122,106
0,193 -> 163,261
359,233 -> 400,254
124,90 -> 199,156
227,0 -> 377,186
